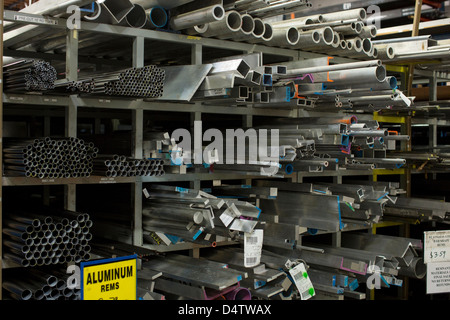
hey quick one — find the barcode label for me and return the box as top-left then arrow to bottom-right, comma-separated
244,230 -> 263,268
289,263 -> 315,300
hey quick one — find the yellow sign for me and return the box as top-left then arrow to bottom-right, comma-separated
81,255 -> 137,300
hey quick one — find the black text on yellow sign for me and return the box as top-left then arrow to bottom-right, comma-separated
81,255 -> 137,300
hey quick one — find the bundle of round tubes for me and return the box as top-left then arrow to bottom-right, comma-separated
3,268 -> 81,300
2,209 -> 92,268
3,59 -> 57,92
3,137 -> 98,178
92,154 -> 165,177
53,65 -> 165,98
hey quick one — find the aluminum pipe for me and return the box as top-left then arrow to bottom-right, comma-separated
169,5 -> 225,31
200,10 -> 242,38
217,13 -> 254,40
314,66 -> 387,86
124,4 -> 148,28
265,27 -> 300,48
144,7 -> 168,29
321,8 -> 367,22
282,60 -> 382,78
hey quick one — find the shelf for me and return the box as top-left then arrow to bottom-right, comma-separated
3,93 -> 298,118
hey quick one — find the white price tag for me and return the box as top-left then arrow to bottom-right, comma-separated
244,230 -> 263,268
425,230 -> 450,264
289,263 -> 315,300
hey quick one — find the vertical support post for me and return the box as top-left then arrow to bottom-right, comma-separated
406,0 -> 423,96
43,116 -> 51,206
190,43 -> 202,191
190,44 -> 202,258
65,28 -> 78,213
65,96 -> 78,212
132,36 -> 144,247
132,108 -> 144,247
243,114 -> 253,185
0,0 -> 4,300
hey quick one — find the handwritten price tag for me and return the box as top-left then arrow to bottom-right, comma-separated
425,230 -> 450,264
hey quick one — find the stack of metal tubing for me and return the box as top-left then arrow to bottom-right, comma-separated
256,115 -> 408,173
3,137 -> 99,178
266,8 -> 379,58
92,154 -> 166,177
274,58 -> 413,111
2,209 -> 92,268
3,59 -> 57,92
178,1 -> 310,45
54,65 -> 165,98
142,185 -> 261,247
2,268 -> 80,300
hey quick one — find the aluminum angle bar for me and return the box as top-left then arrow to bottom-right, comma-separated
154,64 -> 212,101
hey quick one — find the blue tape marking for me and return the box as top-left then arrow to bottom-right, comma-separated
80,2 -> 95,12
285,87 -> 291,102
193,229 -> 203,240
313,189 -> 327,194
349,279 -> 359,291
337,195 -> 345,230
376,192 -> 389,202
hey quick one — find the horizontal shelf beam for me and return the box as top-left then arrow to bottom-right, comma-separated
3,93 -> 298,117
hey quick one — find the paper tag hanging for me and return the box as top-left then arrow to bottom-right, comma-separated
289,263 -> 315,300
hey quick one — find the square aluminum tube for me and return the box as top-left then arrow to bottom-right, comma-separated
102,0 -> 134,23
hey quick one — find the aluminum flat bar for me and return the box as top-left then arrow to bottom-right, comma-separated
143,255 -> 243,290
259,192 -> 343,232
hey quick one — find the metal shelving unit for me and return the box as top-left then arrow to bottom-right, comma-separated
0,3 -> 440,301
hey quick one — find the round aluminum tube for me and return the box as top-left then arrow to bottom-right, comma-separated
359,25 -> 377,38
294,27 -> 333,50
143,207 -> 204,224
248,22 -> 273,43
183,24 -> 209,35
271,14 -> 323,29
283,60 -> 382,77
217,13 -> 254,40
266,27 -> 300,48
376,45 -> 396,60
2,281 -> 33,300
144,6 -> 168,29
201,10 -> 242,38
82,1 -> 102,21
235,17 -> 265,41
398,257 -> 426,279
350,130 -> 389,137
347,37 -> 363,53
322,66 -> 386,85
371,47 -> 379,59
362,38 -> 373,55
321,8 -> 367,22
333,22 -> 360,36
125,4 -> 147,28
331,31 -> 341,48
169,5 -> 225,31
